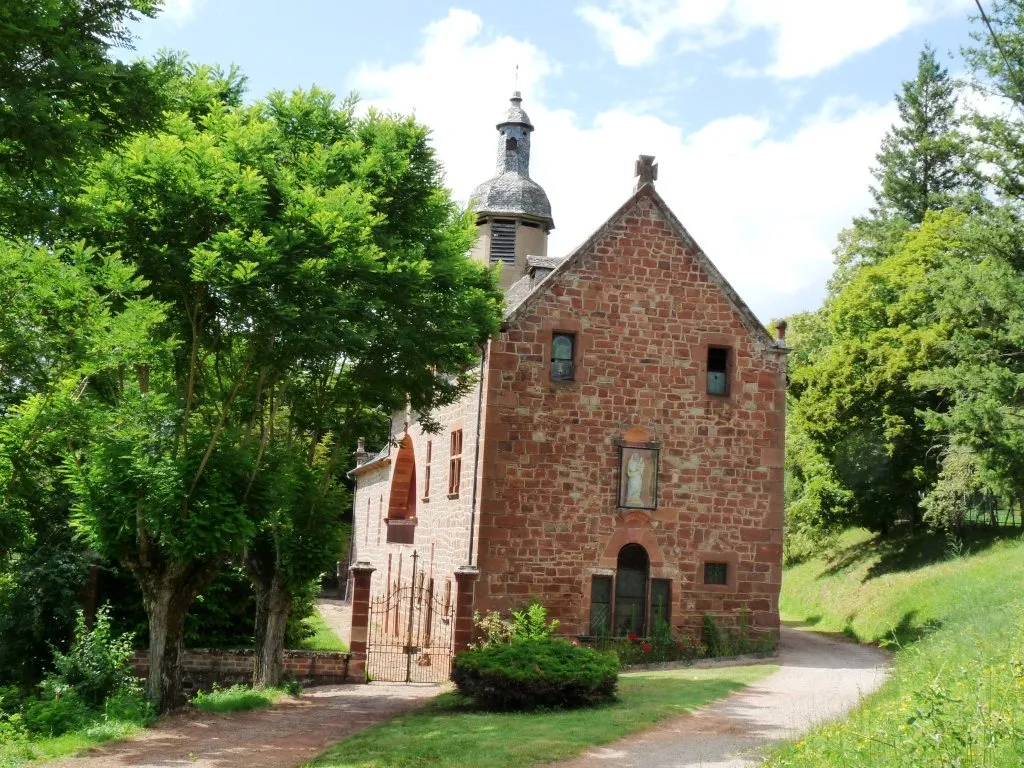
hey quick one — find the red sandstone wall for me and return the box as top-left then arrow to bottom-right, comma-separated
475,189 -> 786,638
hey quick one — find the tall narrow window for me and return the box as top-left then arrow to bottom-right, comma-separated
614,544 -> 649,636
489,219 -> 516,266
707,347 -> 729,395
551,333 -> 575,381
448,429 -> 463,497
589,575 -> 612,636
423,440 -> 432,500
650,579 -> 671,628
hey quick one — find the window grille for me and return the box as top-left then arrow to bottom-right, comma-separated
704,562 -> 728,586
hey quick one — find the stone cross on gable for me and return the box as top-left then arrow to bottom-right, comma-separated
634,154 -> 658,191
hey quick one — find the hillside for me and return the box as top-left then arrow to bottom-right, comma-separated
768,528 -> 1024,767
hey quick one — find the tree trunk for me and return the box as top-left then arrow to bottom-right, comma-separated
132,556 -> 223,714
140,580 -> 191,713
252,570 -> 291,689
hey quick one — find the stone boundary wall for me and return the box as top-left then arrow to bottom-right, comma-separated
131,649 -> 355,695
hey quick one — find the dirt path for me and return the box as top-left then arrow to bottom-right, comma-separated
42,683 -> 442,768
554,626 -> 891,768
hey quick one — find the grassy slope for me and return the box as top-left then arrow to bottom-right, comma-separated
770,528 -> 1024,767
294,608 -> 348,652
309,665 -> 777,768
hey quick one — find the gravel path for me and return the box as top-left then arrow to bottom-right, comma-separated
554,627 -> 891,768
41,683 -> 441,768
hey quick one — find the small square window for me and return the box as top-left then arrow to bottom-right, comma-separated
703,562 -> 728,586
707,347 -> 729,395
551,333 -> 575,381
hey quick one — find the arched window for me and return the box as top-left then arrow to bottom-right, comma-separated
505,136 -> 518,151
614,544 -> 649,635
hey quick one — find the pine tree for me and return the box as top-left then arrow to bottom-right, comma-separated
872,45 -> 977,224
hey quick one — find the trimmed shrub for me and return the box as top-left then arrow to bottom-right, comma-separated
453,637 -> 619,710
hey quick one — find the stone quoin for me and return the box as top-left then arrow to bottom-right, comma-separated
346,91 -> 788,655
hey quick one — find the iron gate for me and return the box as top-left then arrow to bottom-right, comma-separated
367,553 -> 454,683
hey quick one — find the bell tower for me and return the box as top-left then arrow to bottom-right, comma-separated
469,92 -> 554,290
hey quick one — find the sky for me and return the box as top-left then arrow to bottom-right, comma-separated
124,0 -> 981,322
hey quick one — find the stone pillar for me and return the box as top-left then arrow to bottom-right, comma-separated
453,566 -> 480,656
347,561 -> 375,682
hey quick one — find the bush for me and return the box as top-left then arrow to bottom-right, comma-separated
453,637 -> 619,710
471,599 -> 560,648
23,689 -> 92,736
44,605 -> 138,707
607,620 -> 706,665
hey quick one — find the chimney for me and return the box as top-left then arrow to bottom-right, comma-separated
355,437 -> 368,466
775,319 -> 788,345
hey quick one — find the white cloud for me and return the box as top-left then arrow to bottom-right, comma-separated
158,0 -> 202,26
576,0 -> 973,78
350,9 -> 898,321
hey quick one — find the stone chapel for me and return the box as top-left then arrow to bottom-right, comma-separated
346,91 -> 788,663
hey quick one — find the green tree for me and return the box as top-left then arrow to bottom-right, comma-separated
872,45 -> 977,224
0,0 -> 167,238
0,239 -> 166,682
66,82 -> 502,710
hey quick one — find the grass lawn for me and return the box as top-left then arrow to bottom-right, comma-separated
192,684 -> 291,713
307,664 -> 776,768
767,527 -> 1024,767
0,713 -> 148,768
294,608 -> 348,652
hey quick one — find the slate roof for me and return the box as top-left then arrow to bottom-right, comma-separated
470,172 -> 553,225
498,92 -> 533,129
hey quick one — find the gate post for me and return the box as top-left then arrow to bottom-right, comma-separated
348,561 -> 375,682
453,566 -> 480,656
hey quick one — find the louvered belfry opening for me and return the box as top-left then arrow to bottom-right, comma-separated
489,219 -> 516,266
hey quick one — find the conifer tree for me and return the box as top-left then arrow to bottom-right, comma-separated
871,45 -> 977,224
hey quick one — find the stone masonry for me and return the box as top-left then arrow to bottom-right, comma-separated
473,186 -> 786,638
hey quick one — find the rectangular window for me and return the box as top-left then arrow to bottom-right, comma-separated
423,440 -> 432,500
707,347 -> 729,395
704,562 -> 728,586
551,333 -> 575,381
650,579 -> 671,628
590,575 -> 612,636
448,429 -> 463,497
489,219 -> 516,265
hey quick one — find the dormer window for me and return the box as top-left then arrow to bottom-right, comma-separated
551,333 -> 575,380
505,136 -> 518,151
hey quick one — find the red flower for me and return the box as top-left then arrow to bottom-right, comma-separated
642,643 -> 652,653
628,632 -> 639,643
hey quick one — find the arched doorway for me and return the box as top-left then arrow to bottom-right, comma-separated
614,544 -> 649,635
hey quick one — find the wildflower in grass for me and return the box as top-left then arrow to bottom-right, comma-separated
642,643 -> 652,653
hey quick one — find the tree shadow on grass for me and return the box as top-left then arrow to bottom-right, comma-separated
818,525 -> 1012,583
879,609 -> 943,648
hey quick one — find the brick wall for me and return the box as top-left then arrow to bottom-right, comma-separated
475,187 -> 786,639
131,649 -> 354,695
